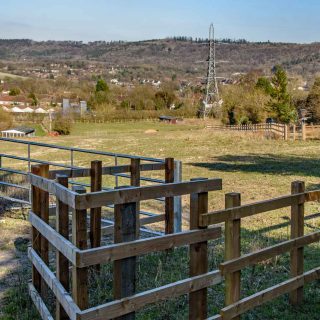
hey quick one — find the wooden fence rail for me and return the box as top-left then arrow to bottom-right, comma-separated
28,166 -> 320,319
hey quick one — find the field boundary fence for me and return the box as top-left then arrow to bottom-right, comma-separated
28,165 -> 320,319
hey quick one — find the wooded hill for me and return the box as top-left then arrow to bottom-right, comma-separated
0,38 -> 319,81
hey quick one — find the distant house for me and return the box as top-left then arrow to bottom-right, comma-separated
1,126 -> 35,138
62,98 -> 87,115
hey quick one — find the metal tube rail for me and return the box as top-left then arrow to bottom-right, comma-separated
0,137 -> 165,163
0,181 -> 30,190
0,167 -> 28,175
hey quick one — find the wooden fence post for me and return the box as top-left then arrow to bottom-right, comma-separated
174,160 -> 182,233
90,160 -> 102,250
290,181 -> 305,305
72,186 -> 88,310
301,123 -> 306,141
31,165 -> 42,295
284,124 -> 288,141
130,158 -> 141,237
114,187 -> 138,320
189,178 -> 208,320
56,175 -> 70,320
292,125 -> 296,141
224,193 -> 241,320
165,158 -> 175,234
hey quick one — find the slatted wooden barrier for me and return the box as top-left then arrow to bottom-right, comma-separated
28,164 -> 223,320
28,164 -> 320,319
201,180 -> 320,320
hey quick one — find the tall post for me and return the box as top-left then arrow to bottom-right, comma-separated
165,158 -> 175,234
189,178 -> 208,320
224,193 -> 241,320
31,165 -> 42,294
31,164 -> 49,298
114,187 -> 137,320
56,175 -> 70,320
90,160 -> 102,249
174,160 -> 182,233
130,158 -> 141,237
290,181 -> 305,305
72,186 -> 88,310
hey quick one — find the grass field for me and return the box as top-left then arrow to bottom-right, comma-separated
1,120 -> 320,319
0,72 -> 28,80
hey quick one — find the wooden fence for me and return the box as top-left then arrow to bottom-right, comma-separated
28,164 -> 320,319
206,123 -> 288,140
207,122 -> 320,141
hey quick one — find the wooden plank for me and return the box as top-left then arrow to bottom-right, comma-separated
79,270 -> 222,320
29,211 -> 78,265
189,178 -> 208,320
220,230 -> 320,275
290,181 -> 305,305
200,193 -> 304,226
28,283 -> 54,320
28,248 -> 80,320
224,193 -> 241,320
77,227 -> 221,267
56,174 -> 70,320
29,173 -> 77,208
75,178 -> 222,210
72,186 -> 88,310
114,200 -> 138,320
131,158 -> 141,237
165,158 -> 175,234
220,266 -> 320,319
31,165 -> 42,294
49,168 -> 91,179
90,160 -> 102,250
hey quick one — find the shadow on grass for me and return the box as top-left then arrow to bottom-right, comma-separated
190,154 -> 320,177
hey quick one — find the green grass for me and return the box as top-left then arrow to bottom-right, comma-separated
0,72 -> 28,80
1,120 -> 320,319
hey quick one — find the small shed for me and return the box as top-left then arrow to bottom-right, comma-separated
1,126 -> 35,138
159,115 -> 181,124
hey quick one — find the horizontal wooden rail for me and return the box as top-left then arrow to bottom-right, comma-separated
220,266 -> 320,319
29,173 -> 77,207
28,283 -> 54,320
77,227 -> 221,267
79,270 -> 222,320
29,174 -> 221,209
28,248 -> 80,320
48,163 -> 165,179
200,193 -> 304,226
29,211 -> 79,265
220,231 -> 320,275
75,178 -> 222,209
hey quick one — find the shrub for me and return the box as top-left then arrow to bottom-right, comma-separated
52,113 -> 72,135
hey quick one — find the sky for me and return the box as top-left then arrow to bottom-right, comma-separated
0,0 -> 319,43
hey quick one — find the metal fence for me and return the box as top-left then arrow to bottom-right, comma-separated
0,137 -> 182,233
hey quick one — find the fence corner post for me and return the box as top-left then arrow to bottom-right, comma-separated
290,180 -> 305,305
189,178 -> 208,320
224,192 -> 241,320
